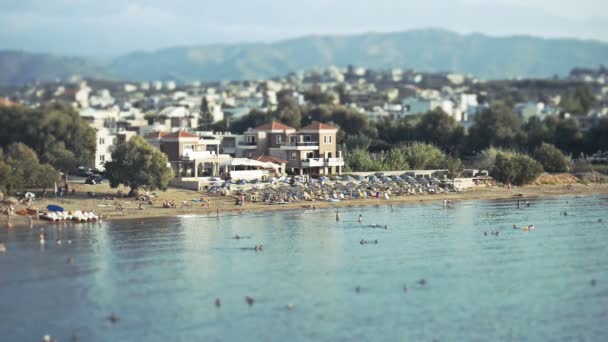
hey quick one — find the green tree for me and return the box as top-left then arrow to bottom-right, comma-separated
440,156 -> 464,178
0,103 -> 96,169
344,148 -> 382,172
343,134 -> 372,151
554,118 -> 583,153
533,143 -> 569,173
198,97 -> 214,131
104,136 -> 173,196
35,163 -> 60,192
467,104 -> 522,152
415,109 -> 465,155
382,148 -> 409,171
491,152 -> 543,185
584,117 -> 608,153
402,143 -> 446,169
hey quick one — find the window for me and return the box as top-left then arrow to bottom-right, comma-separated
303,135 -> 312,142
247,151 -> 254,158
276,135 -> 283,144
247,135 -> 256,143
99,155 -> 105,162
289,136 -> 298,144
99,138 -> 105,145
290,152 -> 297,160
184,144 -> 194,150
323,136 -> 332,144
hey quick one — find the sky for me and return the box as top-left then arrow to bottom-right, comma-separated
0,0 -> 607,56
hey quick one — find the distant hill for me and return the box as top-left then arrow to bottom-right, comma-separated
1,29 -> 608,85
0,51 -> 112,86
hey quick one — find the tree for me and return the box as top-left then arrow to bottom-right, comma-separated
104,136 -> 173,196
198,97 -> 214,131
584,117 -> 608,153
440,156 -> 464,178
344,148 -> 382,172
1,143 -> 60,194
274,98 -> 302,128
533,143 -> 569,173
0,103 -> 96,169
491,152 -> 543,186
343,134 -> 372,151
402,143 -> 446,170
415,109 -> 465,155
382,148 -> 409,171
467,104 -> 522,152
554,118 -> 583,153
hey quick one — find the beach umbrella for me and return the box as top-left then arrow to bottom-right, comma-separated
319,176 -> 329,182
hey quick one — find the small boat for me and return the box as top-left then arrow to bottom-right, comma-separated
46,205 -> 64,212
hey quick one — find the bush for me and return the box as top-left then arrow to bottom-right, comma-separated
533,143 -> 569,172
402,143 -> 446,169
491,152 -> 543,186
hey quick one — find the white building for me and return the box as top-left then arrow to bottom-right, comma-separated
94,128 -> 136,170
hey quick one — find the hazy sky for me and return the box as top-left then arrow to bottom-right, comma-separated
0,0 -> 607,56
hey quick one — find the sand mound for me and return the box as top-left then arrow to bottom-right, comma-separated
535,173 -> 579,185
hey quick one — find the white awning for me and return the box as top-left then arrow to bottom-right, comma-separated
219,158 -> 279,170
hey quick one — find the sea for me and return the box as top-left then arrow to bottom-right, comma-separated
1,195 -> 607,341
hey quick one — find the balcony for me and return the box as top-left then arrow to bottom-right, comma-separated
326,157 -> 345,167
238,141 -> 258,149
182,150 -> 215,160
280,141 -> 319,150
301,158 -> 325,168
222,146 -> 236,154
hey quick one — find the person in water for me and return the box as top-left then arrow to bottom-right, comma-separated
335,211 -> 340,221
358,214 -> 363,223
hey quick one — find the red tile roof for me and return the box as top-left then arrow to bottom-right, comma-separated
254,121 -> 295,131
0,98 -> 15,107
144,131 -> 167,139
162,130 -> 199,139
300,121 -> 337,131
256,155 -> 288,164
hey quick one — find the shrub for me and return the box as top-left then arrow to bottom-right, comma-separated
533,143 -> 569,172
491,152 -> 543,186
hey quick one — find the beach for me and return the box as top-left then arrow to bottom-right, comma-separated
3,180 -> 608,226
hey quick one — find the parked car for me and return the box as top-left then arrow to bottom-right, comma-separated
85,174 -> 104,185
77,166 -> 93,177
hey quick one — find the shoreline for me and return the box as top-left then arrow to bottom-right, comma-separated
3,183 -> 608,226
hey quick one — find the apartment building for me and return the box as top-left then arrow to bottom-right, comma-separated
237,121 -> 344,175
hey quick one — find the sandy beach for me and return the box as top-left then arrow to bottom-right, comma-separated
3,180 -> 608,226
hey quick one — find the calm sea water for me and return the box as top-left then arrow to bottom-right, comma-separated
1,195 -> 608,341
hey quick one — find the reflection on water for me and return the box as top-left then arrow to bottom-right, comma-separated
1,195 -> 607,341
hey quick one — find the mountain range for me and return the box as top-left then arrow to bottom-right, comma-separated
1,29 -> 607,86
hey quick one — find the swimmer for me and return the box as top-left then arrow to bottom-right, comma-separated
358,214 -> 363,223
513,224 -> 518,229
235,234 -> 240,239
390,204 -> 394,212
245,296 -> 255,306
0,241 -> 6,253
384,225 -> 388,229
215,298 -> 221,308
